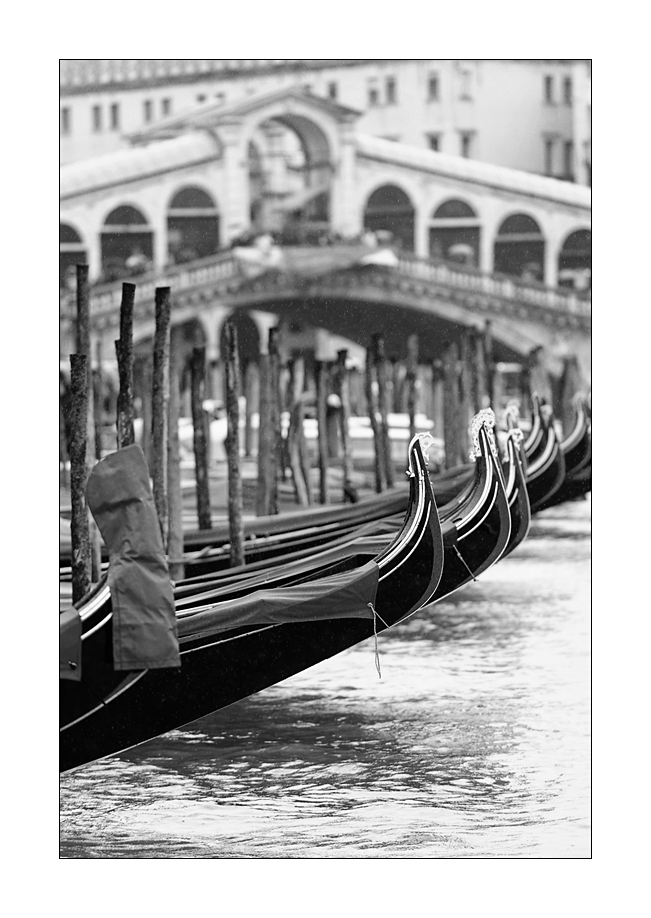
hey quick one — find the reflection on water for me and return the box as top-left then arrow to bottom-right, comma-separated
60,497 -> 591,858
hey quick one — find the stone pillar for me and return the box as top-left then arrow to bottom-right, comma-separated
543,234 -> 560,289
87,229 -> 102,282
414,205 -> 430,259
331,119 -> 360,238
479,220 -> 495,274
220,124 -> 251,245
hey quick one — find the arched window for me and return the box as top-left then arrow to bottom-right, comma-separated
493,213 -> 545,283
101,205 -> 153,281
363,184 -> 415,251
167,186 -> 220,264
429,198 -> 480,266
558,229 -> 591,291
59,223 -> 86,289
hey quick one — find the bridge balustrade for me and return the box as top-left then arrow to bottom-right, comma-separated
396,252 -> 591,321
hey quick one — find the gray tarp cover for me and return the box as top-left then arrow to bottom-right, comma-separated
60,605 -> 82,680
177,559 -> 380,642
86,445 -> 181,671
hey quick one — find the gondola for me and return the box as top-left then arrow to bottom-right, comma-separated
524,402 -> 566,513
60,432 -> 445,773
500,407 -> 531,558
172,409 -> 516,602
532,397 -> 591,513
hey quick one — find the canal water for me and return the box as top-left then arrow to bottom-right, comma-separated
60,496 -> 591,859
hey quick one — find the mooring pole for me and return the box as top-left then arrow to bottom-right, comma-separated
167,333 -> 185,582
336,349 -> 354,502
115,282 -> 136,449
75,264 -> 101,581
365,345 -> 386,493
224,322 -> 245,567
190,345 -> 212,530
69,354 -> 91,603
373,334 -> 394,488
151,287 -> 172,546
315,359 -> 330,505
406,334 -> 419,442
442,341 -> 461,469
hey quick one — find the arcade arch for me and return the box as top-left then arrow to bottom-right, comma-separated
363,184 -> 415,251
558,229 -> 591,291
493,213 -> 545,282
101,204 -> 153,281
240,111 -> 335,243
60,223 -> 86,289
167,186 -> 220,264
429,198 -> 481,267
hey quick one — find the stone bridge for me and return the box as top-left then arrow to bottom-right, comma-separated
60,245 -> 591,377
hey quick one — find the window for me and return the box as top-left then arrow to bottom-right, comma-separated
544,75 -> 554,103
215,92 -> 226,104
428,74 -> 439,101
92,105 -> 102,132
459,70 -> 472,100
327,81 -> 337,100
162,97 -> 172,116
427,133 -> 441,151
564,140 -> 574,178
303,84 -> 312,94
110,103 -> 120,130
61,107 -> 71,136
544,138 -> 555,175
143,99 -> 152,122
368,85 -> 379,106
197,94 -> 206,103
460,132 -> 474,158
563,77 -> 572,105
386,77 -> 397,104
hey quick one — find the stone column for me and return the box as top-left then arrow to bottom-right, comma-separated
220,123 -> 251,245
331,119 -> 360,238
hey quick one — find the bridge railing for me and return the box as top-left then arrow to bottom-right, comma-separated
395,252 -> 591,320
60,251 -> 243,322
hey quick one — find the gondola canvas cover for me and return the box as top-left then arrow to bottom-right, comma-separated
86,445 -> 181,671
177,559 -> 380,642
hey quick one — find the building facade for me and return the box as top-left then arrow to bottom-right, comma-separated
60,59 -> 591,185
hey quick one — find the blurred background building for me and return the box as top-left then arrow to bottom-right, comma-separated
60,59 -> 591,184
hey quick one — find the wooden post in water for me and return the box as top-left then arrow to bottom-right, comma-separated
315,359 -> 329,504
256,349 -> 272,516
269,327 -> 284,487
75,264 -> 101,581
442,341 -> 461,469
224,322 -> 245,567
191,345 -> 212,530
243,359 -> 257,458
364,346 -> 386,493
406,334 -> 419,442
431,360 -> 445,456
167,334 -> 185,582
286,357 -> 311,507
336,349 -> 355,502
373,334 -> 394,487
458,331 -> 472,460
69,354 -> 91,603
151,287 -> 172,546
472,328 -> 488,411
93,339 -> 104,460
484,320 -> 495,407
115,282 -> 136,449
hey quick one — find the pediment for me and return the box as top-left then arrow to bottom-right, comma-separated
128,86 -> 361,145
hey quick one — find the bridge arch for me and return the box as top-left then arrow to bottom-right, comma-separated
558,229 -> 591,291
493,212 -> 545,282
235,103 -> 338,242
166,185 -> 221,265
60,222 -> 86,289
429,197 -> 481,266
363,183 -> 416,251
101,204 -> 154,282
